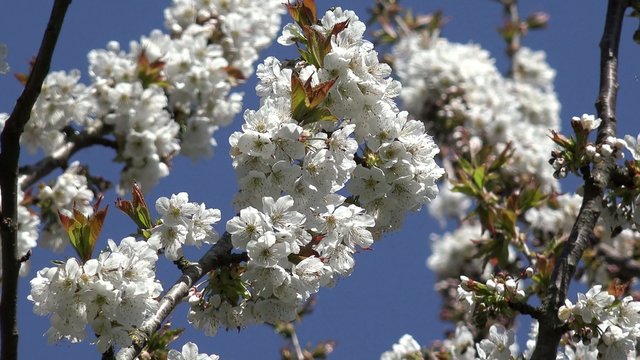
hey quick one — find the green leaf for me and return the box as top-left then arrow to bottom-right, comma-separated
518,186 -> 546,211
451,184 -> 478,197
472,165 -> 486,189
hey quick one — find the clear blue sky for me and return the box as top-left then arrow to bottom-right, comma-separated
1,1 -> 640,359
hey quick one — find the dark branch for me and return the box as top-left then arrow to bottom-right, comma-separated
530,1 -> 627,359
0,1 -> 72,359
18,124 -> 115,189
118,233 -> 249,360
507,300 -> 542,320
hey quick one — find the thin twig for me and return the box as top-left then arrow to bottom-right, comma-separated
529,1 -> 627,358
502,0 -> 521,76
0,1 -> 72,359
290,325 -> 305,360
118,233 -> 249,360
18,124 -> 115,189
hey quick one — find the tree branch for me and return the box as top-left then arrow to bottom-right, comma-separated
530,1 -> 627,358
118,233 -> 249,360
0,1 -> 71,359
18,124 -> 115,189
507,300 -> 541,320
501,0 -> 521,76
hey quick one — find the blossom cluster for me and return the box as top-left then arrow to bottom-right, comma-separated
167,342 -> 219,360
234,8 -> 443,233
28,237 -> 162,352
380,323 -> 520,360
457,271 -> 529,317
187,6 -> 443,334
148,192 -> 221,261
394,33 -> 566,302
9,0 -> 283,193
557,284 -> 640,359
380,334 -> 422,360
393,35 -> 560,191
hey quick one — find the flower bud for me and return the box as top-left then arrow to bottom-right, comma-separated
526,12 -> 549,29
486,279 -> 497,291
524,267 -> 534,278
600,143 -> 613,156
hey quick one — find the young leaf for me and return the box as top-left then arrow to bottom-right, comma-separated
58,196 -> 108,262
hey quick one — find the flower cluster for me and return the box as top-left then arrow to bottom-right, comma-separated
233,7 -> 442,233
427,223 -> 484,279
380,334 -> 422,360
549,113 -> 625,180
393,35 -> 560,190
380,323 -> 519,360
148,192 -> 221,260
166,342 -> 219,360
475,324 -> 518,360
557,284 -> 640,359
188,5 -> 443,335
28,237 -> 162,352
10,0 -> 283,193
457,271 -> 528,317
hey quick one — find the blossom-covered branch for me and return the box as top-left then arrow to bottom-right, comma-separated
530,0 -> 627,358
0,1 -> 71,359
117,233 -> 245,360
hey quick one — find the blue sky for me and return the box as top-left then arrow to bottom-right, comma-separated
2,1 -> 640,359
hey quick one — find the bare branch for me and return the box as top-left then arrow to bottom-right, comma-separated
0,1 -> 72,359
507,300 -> 542,320
501,0 -> 521,76
530,1 -> 628,358
118,233 -> 249,360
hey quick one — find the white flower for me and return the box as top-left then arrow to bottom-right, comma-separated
148,223 -> 188,260
476,324 -> 517,360
556,342 -> 598,360
558,299 -> 575,322
155,192 -> 199,227
226,207 -> 269,248
443,323 -> 476,359
167,342 -> 219,360
572,114 -> 601,132
186,204 -> 221,246
261,195 -> 305,231
574,285 -> 614,323
623,133 -> 640,160
246,232 -> 288,267
611,296 -> 640,332
598,325 -> 636,360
